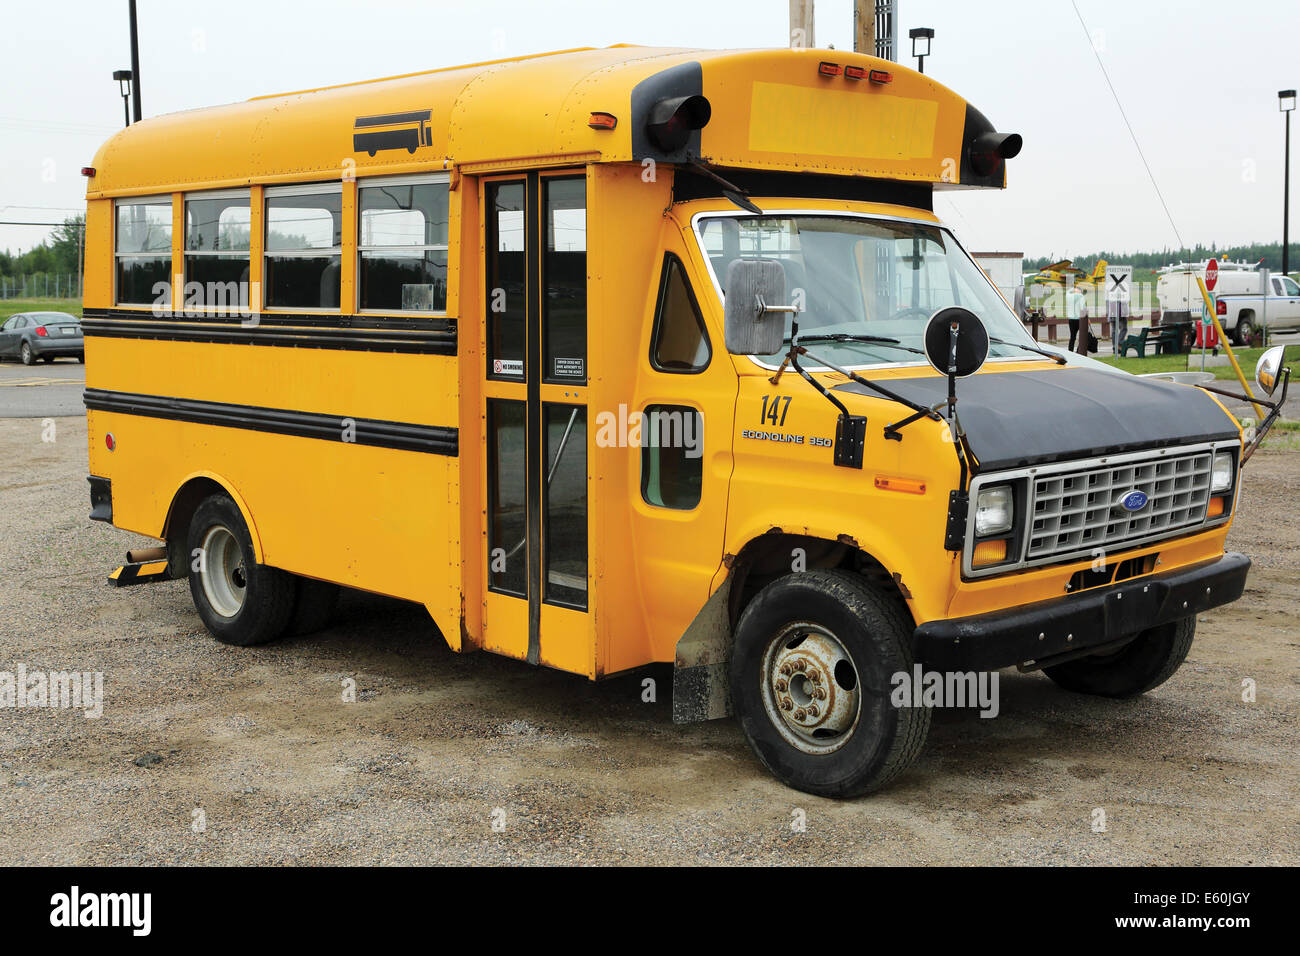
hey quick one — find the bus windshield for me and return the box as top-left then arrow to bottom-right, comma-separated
696,214 -> 1034,367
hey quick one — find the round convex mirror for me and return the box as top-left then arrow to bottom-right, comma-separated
923,307 -> 989,378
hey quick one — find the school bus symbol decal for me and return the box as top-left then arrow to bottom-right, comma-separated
352,109 -> 433,156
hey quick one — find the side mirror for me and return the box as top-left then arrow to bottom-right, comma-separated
1255,345 -> 1287,396
724,258 -> 790,356
923,307 -> 989,378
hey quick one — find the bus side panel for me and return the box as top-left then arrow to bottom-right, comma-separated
85,338 -> 464,640
83,200 -> 113,307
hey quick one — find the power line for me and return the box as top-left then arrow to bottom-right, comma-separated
1070,0 -> 1185,250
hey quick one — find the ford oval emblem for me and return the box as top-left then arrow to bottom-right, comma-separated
1119,490 -> 1149,513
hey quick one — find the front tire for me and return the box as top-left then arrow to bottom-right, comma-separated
187,494 -> 294,647
1043,616 -> 1195,698
729,570 -> 930,798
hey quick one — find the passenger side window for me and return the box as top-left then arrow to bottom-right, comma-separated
358,178 -> 449,312
650,255 -> 711,372
641,404 -> 703,510
185,191 -> 251,312
115,198 -> 172,306
264,185 -> 343,310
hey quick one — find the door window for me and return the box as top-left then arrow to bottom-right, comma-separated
650,255 -> 711,372
543,404 -> 587,608
542,177 -> 587,382
486,181 -> 526,379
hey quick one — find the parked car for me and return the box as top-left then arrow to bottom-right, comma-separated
0,312 -> 84,364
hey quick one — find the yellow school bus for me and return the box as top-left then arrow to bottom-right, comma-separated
81,45 -> 1290,796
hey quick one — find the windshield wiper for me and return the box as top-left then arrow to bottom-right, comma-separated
792,332 -> 925,357
989,336 -> 1067,365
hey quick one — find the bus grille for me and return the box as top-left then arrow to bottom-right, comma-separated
1027,450 -> 1214,561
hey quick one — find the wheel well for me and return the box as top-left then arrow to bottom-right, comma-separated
163,477 -> 230,577
1238,308 -> 1255,323
726,533 -> 910,627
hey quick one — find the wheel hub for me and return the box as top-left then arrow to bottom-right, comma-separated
762,624 -> 860,753
200,526 -> 247,618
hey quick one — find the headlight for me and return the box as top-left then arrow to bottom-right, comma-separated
975,486 -> 1014,536
1210,451 -> 1234,493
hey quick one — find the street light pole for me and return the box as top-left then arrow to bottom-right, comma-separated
113,70 -> 133,127
1282,90 -> 1296,277
909,27 -> 934,75
128,0 -> 142,123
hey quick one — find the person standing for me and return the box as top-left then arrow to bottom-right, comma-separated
1066,283 -> 1086,352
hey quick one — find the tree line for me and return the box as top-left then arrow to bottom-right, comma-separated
1027,241 -> 1300,275
0,216 -> 85,278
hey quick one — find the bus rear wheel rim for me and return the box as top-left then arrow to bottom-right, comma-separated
760,622 -> 861,755
200,526 -> 246,618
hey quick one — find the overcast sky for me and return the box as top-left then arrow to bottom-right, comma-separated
3,0 -> 1297,262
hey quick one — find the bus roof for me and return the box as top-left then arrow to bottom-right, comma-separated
85,44 -> 1020,198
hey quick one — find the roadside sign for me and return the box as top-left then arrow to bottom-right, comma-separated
1205,258 -> 1219,291
1106,264 -> 1132,302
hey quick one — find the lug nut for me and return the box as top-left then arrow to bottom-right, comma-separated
794,708 -> 807,720
807,668 -> 821,683
775,679 -> 788,692
780,663 -> 793,676
806,705 -> 820,718
814,687 -> 827,700
780,697 -> 793,711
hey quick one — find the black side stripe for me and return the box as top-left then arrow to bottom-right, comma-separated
80,318 -> 456,355
84,388 -> 458,457
81,307 -> 455,333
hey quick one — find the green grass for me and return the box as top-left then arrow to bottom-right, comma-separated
1096,346 -> 1285,382
0,297 -> 82,323
1258,418 -> 1300,451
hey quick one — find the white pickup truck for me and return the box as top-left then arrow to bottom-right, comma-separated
1158,265 -> 1300,344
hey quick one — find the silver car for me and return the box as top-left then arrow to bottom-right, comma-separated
0,311 -> 84,365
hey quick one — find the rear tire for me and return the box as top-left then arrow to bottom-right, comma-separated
1043,616 -> 1195,698
1234,317 -> 1254,347
729,569 -> 930,798
186,494 -> 294,647
19,342 -> 34,366
288,576 -> 340,636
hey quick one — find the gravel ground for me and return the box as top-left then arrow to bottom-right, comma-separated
0,415 -> 1296,865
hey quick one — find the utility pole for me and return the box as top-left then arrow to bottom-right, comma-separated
790,0 -> 814,49
128,0 -> 142,123
854,0 -> 875,55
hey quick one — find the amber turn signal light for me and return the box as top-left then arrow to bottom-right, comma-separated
971,539 -> 1008,566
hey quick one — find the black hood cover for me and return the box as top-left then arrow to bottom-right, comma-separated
835,367 -> 1239,472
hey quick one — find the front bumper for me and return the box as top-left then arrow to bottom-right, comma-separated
914,551 -> 1250,671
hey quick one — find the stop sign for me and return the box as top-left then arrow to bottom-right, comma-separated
1205,258 -> 1219,291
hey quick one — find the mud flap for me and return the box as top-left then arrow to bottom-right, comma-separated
672,577 -> 734,723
